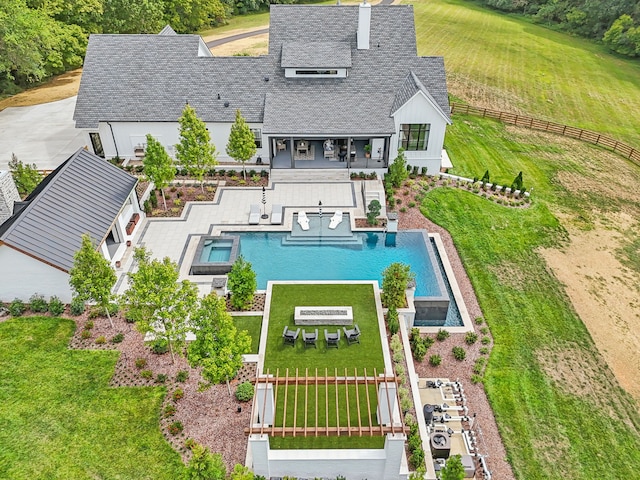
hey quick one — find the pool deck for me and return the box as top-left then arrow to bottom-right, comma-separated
115,180 -> 367,296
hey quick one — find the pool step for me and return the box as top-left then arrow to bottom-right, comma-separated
270,169 -> 350,183
281,234 -> 364,248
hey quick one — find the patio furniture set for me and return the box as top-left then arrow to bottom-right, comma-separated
297,210 -> 343,231
282,324 -> 360,348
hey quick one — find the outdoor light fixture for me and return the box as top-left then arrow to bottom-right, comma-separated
261,187 -> 268,219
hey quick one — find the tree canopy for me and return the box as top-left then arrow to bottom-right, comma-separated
226,109 -> 257,179
123,247 -> 198,363
143,134 -> 175,210
226,255 -> 257,311
69,233 -> 117,327
381,262 -> 415,309
187,294 -> 252,387
8,153 -> 42,197
176,104 -> 217,191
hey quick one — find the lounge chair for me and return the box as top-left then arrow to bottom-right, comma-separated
324,329 -> 340,348
302,329 -> 318,348
297,211 -> 310,231
283,326 -> 300,347
249,204 -> 260,225
328,210 -> 343,229
343,324 -> 361,345
271,204 -> 283,225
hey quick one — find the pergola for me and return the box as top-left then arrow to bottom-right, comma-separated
246,367 -> 407,438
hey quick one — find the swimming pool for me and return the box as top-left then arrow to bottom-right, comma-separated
225,231 -> 438,296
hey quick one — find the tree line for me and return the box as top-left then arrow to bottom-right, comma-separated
0,0 -> 298,94
468,0 -> 640,57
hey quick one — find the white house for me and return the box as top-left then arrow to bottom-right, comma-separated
0,148 -> 142,302
73,3 -> 451,174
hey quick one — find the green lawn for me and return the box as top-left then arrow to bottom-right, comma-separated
263,284 -> 384,373
233,315 -> 263,354
0,318 -> 184,480
409,0 -> 640,146
425,115 -> 640,479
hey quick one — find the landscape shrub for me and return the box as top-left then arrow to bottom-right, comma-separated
436,329 -> 449,341
84,320 -> 94,330
168,421 -> 183,435
481,336 -> 491,345
135,358 -> 147,369
88,307 -> 101,319
143,200 -> 151,214
412,341 -> 428,362
140,369 -> 153,379
29,294 -> 48,313
173,388 -> 184,401
390,334 -> 402,353
400,395 -> 412,414
465,332 -> 478,345
48,296 -> 65,316
149,190 -> 158,208
393,350 -> 405,364
9,298 -> 26,317
176,370 -> 189,382
408,432 -> 422,452
95,335 -> 106,345
429,354 -> 442,366
387,306 -> 399,335
124,311 -> 136,323
80,330 -> 91,339
235,382 -> 254,402
156,373 -> 168,384
479,347 -> 490,355
452,346 -> 466,361
471,374 -> 483,384
164,405 -> 176,417
473,358 -> 486,374
420,167 -> 427,175
394,363 -> 405,376
110,333 -> 124,343
480,326 -> 489,335
107,302 -> 119,316
404,412 -> 416,427
150,339 -> 169,354
408,201 -> 416,208
409,448 -> 425,469
70,298 -> 85,316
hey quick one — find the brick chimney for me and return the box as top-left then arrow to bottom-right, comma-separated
357,0 -> 371,50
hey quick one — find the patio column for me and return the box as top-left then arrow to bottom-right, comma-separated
377,380 -> 397,425
248,434 -> 271,478
382,433 -> 407,480
290,136 -> 294,168
255,382 -> 275,425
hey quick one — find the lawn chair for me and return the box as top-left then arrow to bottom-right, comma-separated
283,326 -> 300,347
297,211 -> 310,231
324,329 -> 340,348
343,324 -> 361,345
328,211 -> 343,229
271,204 -> 283,225
249,204 -> 260,224
302,329 -> 318,348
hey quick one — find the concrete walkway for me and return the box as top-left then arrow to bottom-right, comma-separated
115,180 -> 367,296
0,96 -> 86,171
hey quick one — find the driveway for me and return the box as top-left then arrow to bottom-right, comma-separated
0,96 -> 86,171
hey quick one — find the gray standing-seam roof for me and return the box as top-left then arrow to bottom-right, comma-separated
74,5 -> 449,133
0,149 -> 137,272
281,42 -> 352,68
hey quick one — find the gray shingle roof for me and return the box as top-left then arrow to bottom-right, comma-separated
0,149 -> 137,272
281,42 -> 352,68
392,71 -> 451,122
74,5 -> 450,133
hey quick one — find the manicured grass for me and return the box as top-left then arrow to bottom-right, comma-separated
233,315 -> 262,354
263,284 -> 385,373
270,435 -> 384,450
0,318 -> 184,479
423,115 -> 640,479
410,0 -> 640,146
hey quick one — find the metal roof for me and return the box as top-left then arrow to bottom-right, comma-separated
0,149 -> 138,272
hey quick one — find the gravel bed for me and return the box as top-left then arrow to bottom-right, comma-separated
397,182 -> 516,480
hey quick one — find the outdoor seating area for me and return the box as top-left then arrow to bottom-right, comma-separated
324,329 -> 340,348
249,204 -> 260,224
296,211 -> 310,231
343,324 -> 361,345
302,329 -> 318,348
282,326 -> 300,347
329,210 -> 343,229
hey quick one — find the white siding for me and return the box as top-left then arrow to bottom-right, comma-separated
96,121 -> 267,164
390,92 -> 449,174
0,245 -> 73,302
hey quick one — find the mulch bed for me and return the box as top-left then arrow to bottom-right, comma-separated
67,310 -> 253,470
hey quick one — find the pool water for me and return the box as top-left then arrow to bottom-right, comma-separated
200,240 -> 233,263
229,231 -> 440,297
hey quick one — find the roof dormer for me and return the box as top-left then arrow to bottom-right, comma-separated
281,41 -> 351,78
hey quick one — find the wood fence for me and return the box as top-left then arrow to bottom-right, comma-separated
450,103 -> 640,166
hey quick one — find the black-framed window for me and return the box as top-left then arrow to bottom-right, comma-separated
89,132 -> 105,157
399,124 -> 430,151
251,128 -> 262,148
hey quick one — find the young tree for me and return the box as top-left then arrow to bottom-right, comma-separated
367,199 -> 382,225
229,464 -> 254,480
143,134 -> 175,210
176,104 -> 217,192
185,443 -> 226,480
226,109 -> 257,180
511,171 -> 523,191
69,233 -> 117,328
8,153 -> 42,197
227,255 -> 257,311
187,294 -> 252,392
123,247 -> 198,363
381,262 -> 415,309
440,454 -> 465,480
387,148 -> 408,188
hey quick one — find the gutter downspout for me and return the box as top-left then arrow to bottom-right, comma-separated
107,122 -> 119,158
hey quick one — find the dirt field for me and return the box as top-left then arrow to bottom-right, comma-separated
0,69 -> 82,111
209,34 -> 269,56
